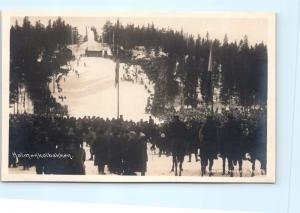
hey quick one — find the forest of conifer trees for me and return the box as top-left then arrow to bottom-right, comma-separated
10,17 -> 78,114
102,20 -> 268,116
9,17 -> 268,117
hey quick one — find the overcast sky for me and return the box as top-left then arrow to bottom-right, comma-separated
11,16 -> 268,46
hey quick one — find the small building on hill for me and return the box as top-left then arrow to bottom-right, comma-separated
85,43 -> 112,58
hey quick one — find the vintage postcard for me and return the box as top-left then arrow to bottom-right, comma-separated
1,11 -> 276,182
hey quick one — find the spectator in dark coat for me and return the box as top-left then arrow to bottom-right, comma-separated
95,128 -> 110,174
200,116 -> 218,176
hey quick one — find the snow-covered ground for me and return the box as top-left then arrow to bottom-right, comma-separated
84,143 -> 262,177
52,28 -> 153,122
9,142 -> 262,177
131,46 -> 167,60
8,28 -> 264,178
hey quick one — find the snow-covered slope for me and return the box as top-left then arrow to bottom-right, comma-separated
52,28 -> 153,122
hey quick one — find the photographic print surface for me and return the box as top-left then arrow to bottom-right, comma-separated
1,12 -> 276,182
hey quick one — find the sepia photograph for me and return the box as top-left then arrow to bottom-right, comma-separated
1,12 -> 276,182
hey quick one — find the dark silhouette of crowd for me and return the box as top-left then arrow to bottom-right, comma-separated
9,114 -> 151,175
9,107 -> 267,177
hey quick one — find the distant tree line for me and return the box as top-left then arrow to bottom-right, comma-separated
10,17 -> 77,114
102,20 -> 268,116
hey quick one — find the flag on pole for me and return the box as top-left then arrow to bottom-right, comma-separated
208,43 -> 213,72
115,59 -> 120,88
112,31 -> 115,53
208,42 -> 214,111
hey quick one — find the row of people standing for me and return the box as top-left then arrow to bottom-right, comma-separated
9,107 -> 267,177
154,108 -> 267,177
86,126 -> 148,175
9,114 -> 149,176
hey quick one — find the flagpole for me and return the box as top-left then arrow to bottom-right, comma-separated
208,42 -> 214,115
116,47 -> 119,119
211,69 -> 214,114
117,73 -> 120,119
112,31 -> 115,53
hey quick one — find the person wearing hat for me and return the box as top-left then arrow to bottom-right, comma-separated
137,132 -> 148,176
94,127 -> 110,174
168,114 -> 188,176
200,115 -> 218,176
86,126 -> 96,160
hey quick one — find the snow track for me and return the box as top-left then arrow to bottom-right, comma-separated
52,28 -> 153,121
